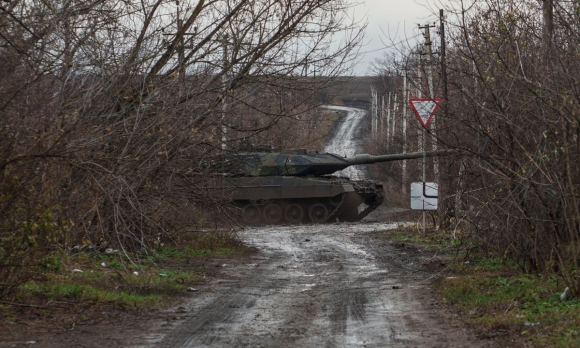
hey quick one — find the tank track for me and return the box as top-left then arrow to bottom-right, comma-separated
351,179 -> 384,221
326,192 -> 345,222
234,178 -> 384,225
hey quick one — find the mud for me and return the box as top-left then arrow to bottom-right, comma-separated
1,221 -> 495,348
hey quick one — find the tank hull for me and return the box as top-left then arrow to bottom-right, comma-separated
190,148 -> 450,224
197,176 -> 383,225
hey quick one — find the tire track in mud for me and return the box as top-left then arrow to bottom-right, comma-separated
150,224 -> 398,347
145,224 -> 486,348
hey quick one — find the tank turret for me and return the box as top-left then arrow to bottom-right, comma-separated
212,149 -> 451,177
193,149 -> 453,225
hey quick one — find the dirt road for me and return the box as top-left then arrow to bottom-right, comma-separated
322,105 -> 368,180
142,223 -> 487,348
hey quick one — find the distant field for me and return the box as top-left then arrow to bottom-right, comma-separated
322,76 -> 374,108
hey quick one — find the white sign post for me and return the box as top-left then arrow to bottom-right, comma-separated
409,98 -> 441,234
410,182 -> 439,210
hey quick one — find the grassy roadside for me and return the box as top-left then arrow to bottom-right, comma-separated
0,232 -> 252,329
377,226 -> 580,348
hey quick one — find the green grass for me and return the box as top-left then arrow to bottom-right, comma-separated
377,227 -> 580,347
440,274 -> 580,347
23,280 -> 164,306
146,245 -> 213,260
19,266 -> 200,309
380,226 -> 468,250
10,244 -> 243,312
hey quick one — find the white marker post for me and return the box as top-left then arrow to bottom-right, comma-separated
409,98 -> 441,234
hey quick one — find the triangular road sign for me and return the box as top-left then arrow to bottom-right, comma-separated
409,98 -> 441,128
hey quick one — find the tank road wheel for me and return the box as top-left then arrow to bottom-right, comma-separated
263,203 -> 283,225
243,204 -> 262,225
309,203 -> 329,223
284,204 -> 304,224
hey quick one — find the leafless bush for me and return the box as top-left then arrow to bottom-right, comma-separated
443,0 -> 579,277
0,0 -> 364,296
370,0 -> 580,293
435,0 -> 580,292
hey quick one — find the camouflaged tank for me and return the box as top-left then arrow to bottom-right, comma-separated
197,148 -> 448,225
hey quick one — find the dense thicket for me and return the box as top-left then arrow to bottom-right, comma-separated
0,0 -> 363,297
372,0 -> 580,294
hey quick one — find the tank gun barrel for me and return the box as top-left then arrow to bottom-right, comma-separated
208,148 -> 455,177
345,150 -> 453,166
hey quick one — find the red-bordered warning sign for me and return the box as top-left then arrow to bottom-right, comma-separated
409,98 -> 441,128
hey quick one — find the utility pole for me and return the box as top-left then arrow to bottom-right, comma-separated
392,93 -> 398,143
379,94 -> 383,134
420,23 -> 439,180
542,0 -> 554,61
163,0 -> 197,92
402,72 -> 409,195
440,9 -> 448,110
439,8 -> 458,220
177,3 -> 184,86
417,50 -> 426,235
386,92 -> 392,150
420,24 -> 435,98
439,8 -> 462,220
415,52 -> 423,161
371,86 -> 378,136
221,33 -> 228,150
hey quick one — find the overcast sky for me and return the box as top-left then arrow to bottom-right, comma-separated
351,0 -> 445,75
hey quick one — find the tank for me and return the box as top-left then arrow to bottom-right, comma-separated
196,148 -> 449,225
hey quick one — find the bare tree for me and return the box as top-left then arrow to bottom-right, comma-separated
369,0 -> 580,294
432,0 -> 580,292
0,0 -> 365,296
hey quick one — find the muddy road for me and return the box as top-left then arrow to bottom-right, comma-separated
137,107 -> 488,347
144,224 -> 486,348
322,105 -> 368,180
